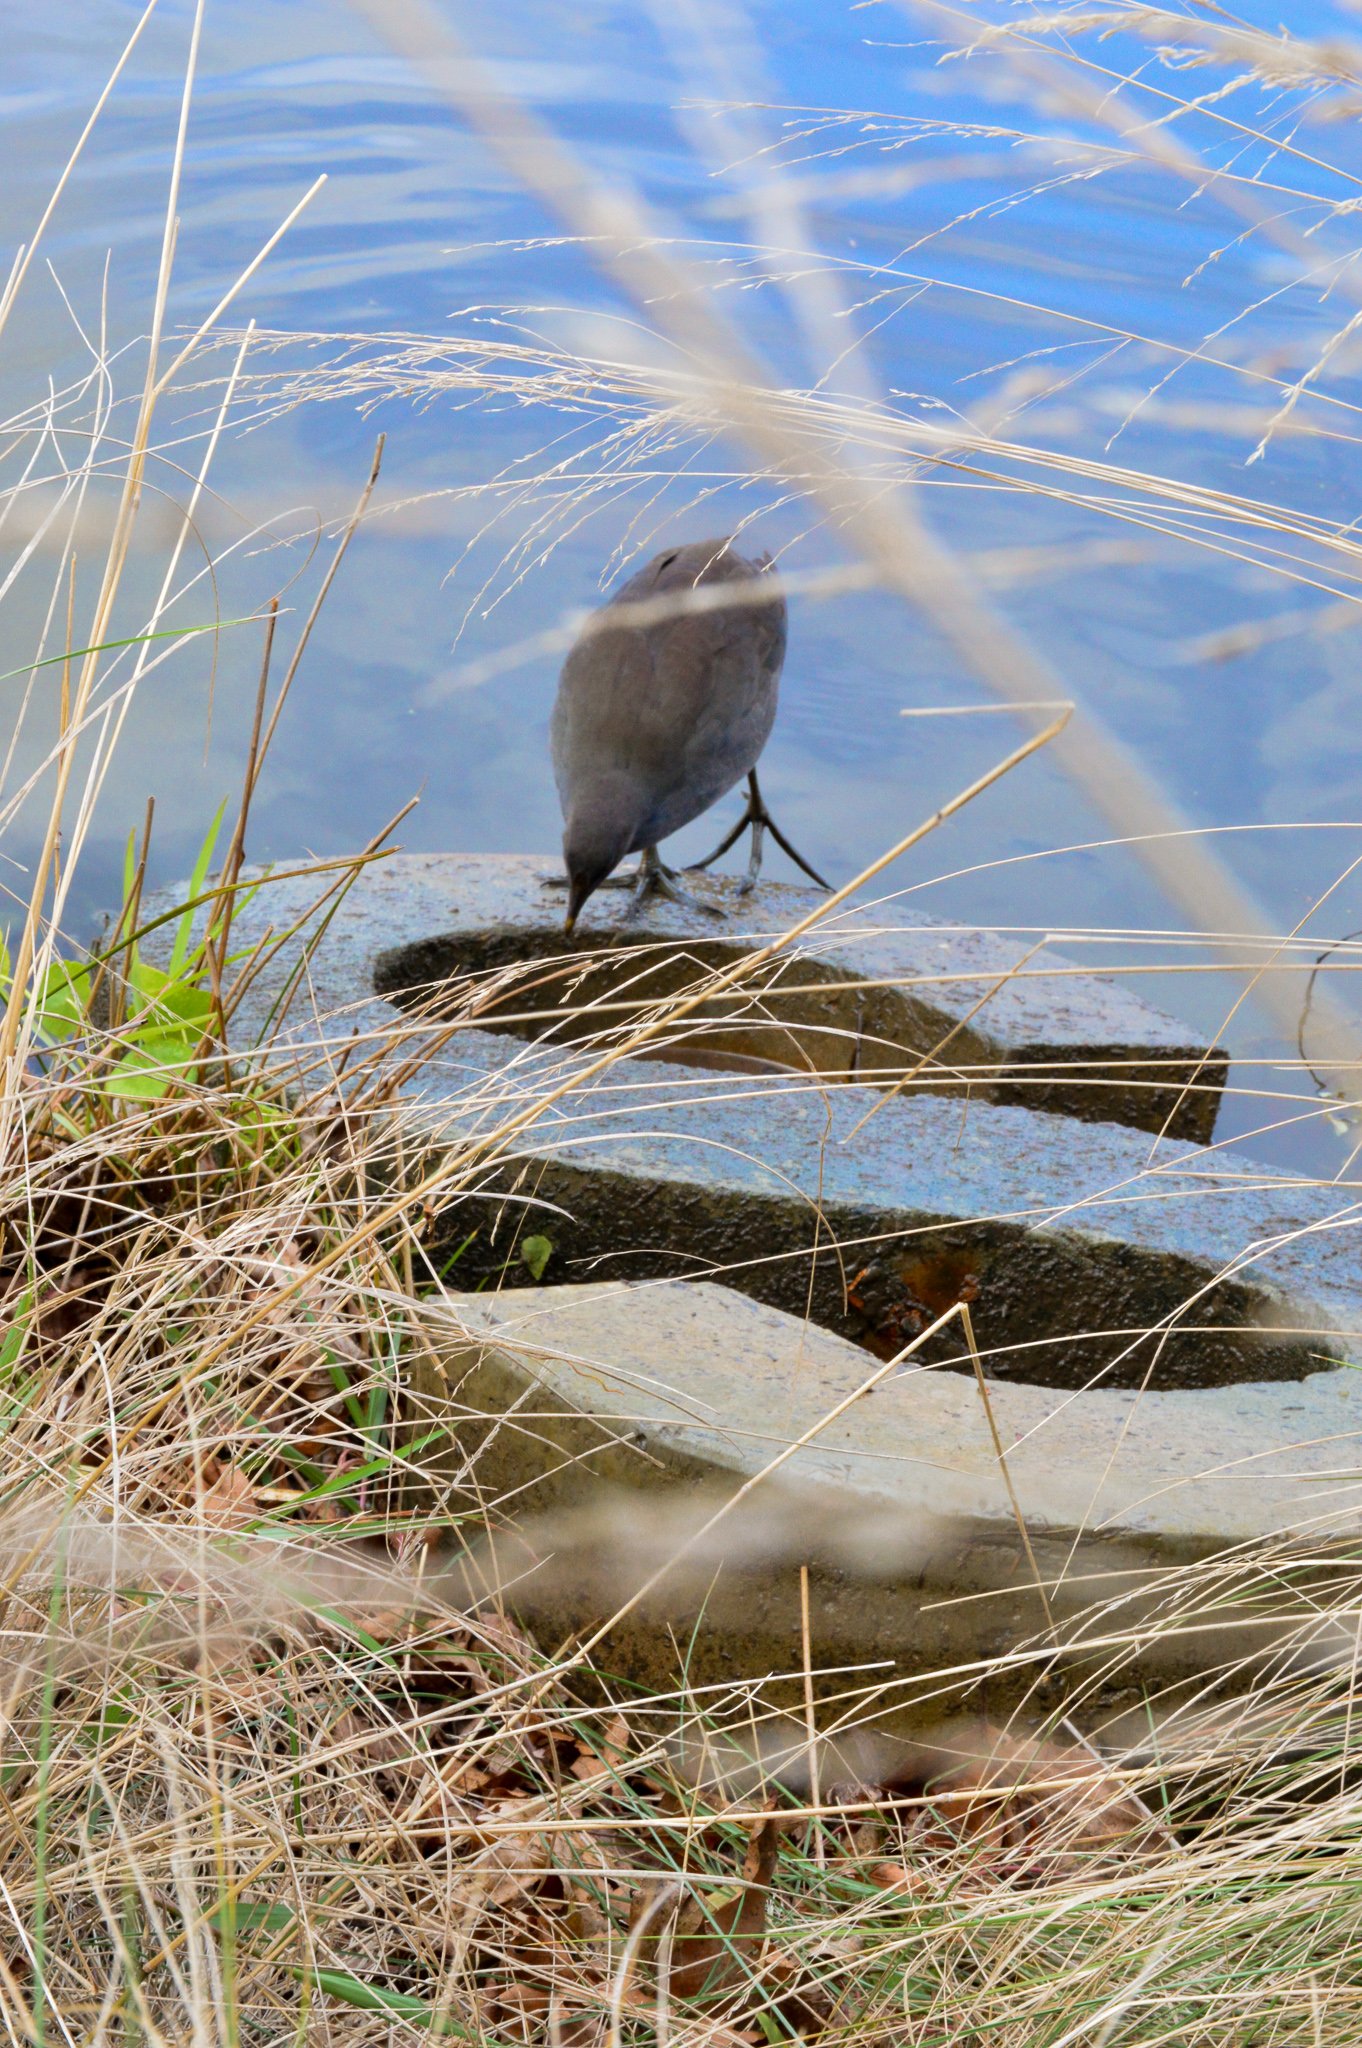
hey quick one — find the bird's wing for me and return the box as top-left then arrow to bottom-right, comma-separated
551,615 -> 671,799
644,591 -> 785,800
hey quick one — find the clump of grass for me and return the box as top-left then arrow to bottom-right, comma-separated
7,6 -> 1362,2046
6,1101 -> 1362,2048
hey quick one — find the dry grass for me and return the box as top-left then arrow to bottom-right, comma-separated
5,936 -> 1362,2048
4,3 -> 1362,2043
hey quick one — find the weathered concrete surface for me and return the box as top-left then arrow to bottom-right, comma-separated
424,1281 -> 1362,1720
128,849 -> 1362,1712
215,851 -> 1228,1139
416,1082 -> 1362,1391
137,853 -> 1362,1391
434,1279 -> 1362,1544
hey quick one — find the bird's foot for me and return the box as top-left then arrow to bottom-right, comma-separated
627,847 -> 724,921
686,770 -> 831,892
543,859 -> 723,923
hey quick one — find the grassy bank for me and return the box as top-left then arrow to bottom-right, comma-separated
5,981 -> 1362,2038
4,3 -> 1362,2042
4,894 -> 1362,2046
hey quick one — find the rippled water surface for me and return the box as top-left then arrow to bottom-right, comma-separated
4,0 -> 1361,1167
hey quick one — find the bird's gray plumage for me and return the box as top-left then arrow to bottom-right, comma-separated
551,537 -> 787,928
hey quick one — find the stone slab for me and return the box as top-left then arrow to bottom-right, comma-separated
434,1280 -> 1362,1546
137,853 -> 1361,1392
213,852 -> 1228,1140
405,1072 -> 1360,1390
426,1280 -> 1362,1716
127,850 -> 1362,1718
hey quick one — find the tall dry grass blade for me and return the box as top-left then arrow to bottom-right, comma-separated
0,0 -> 208,1073
0,0 -> 161,349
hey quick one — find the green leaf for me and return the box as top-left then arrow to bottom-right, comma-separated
103,1062 -> 170,1103
187,796 -> 229,906
520,1234 -> 553,1282
121,824 -> 138,918
437,1230 -> 478,1280
103,1035 -> 200,1101
0,1292 -> 33,1374
136,984 -> 214,1032
217,1902 -> 295,1936
228,873 -> 264,927
93,1698 -> 132,1738
299,1969 -> 471,2034
0,618 -> 259,691
230,1095 -> 297,1169
169,797 -> 229,974
31,961 -> 92,1042
129,958 -> 172,1002
286,1451 -> 393,1508
236,1095 -> 289,1137
127,960 -> 213,1034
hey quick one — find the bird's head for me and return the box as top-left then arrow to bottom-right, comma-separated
640,536 -> 750,597
562,784 -> 641,934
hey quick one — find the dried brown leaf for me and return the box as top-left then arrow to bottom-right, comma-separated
867,1859 -> 929,1895
472,1801 -> 551,1907
629,1814 -> 779,2006
571,1712 -> 630,1782
198,1460 -> 261,1531
913,1726 -> 1157,1883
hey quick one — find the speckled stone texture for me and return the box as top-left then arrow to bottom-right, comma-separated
257,849 -> 1226,1138
424,1280 -> 1362,1720
137,853 -> 1357,1390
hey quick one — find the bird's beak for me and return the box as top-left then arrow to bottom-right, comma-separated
564,874 -> 591,935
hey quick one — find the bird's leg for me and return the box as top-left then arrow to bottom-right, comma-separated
753,772 -> 831,891
627,845 -> 724,919
687,770 -> 830,894
743,805 -> 767,893
684,805 -> 750,874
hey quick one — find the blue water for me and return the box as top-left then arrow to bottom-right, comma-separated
4,0 -> 1362,1170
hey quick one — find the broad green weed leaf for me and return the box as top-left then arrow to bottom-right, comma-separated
32,961 -> 92,1042
127,960 -> 213,1034
520,1234 -> 553,1281
131,1029 -> 200,1066
136,983 -> 213,1032
129,959 -> 172,1004
104,1058 -> 171,1102
104,1034 -> 200,1101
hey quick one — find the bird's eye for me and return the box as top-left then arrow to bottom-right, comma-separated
656,551 -> 679,571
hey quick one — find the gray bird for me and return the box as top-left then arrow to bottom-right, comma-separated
550,536 -> 828,933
